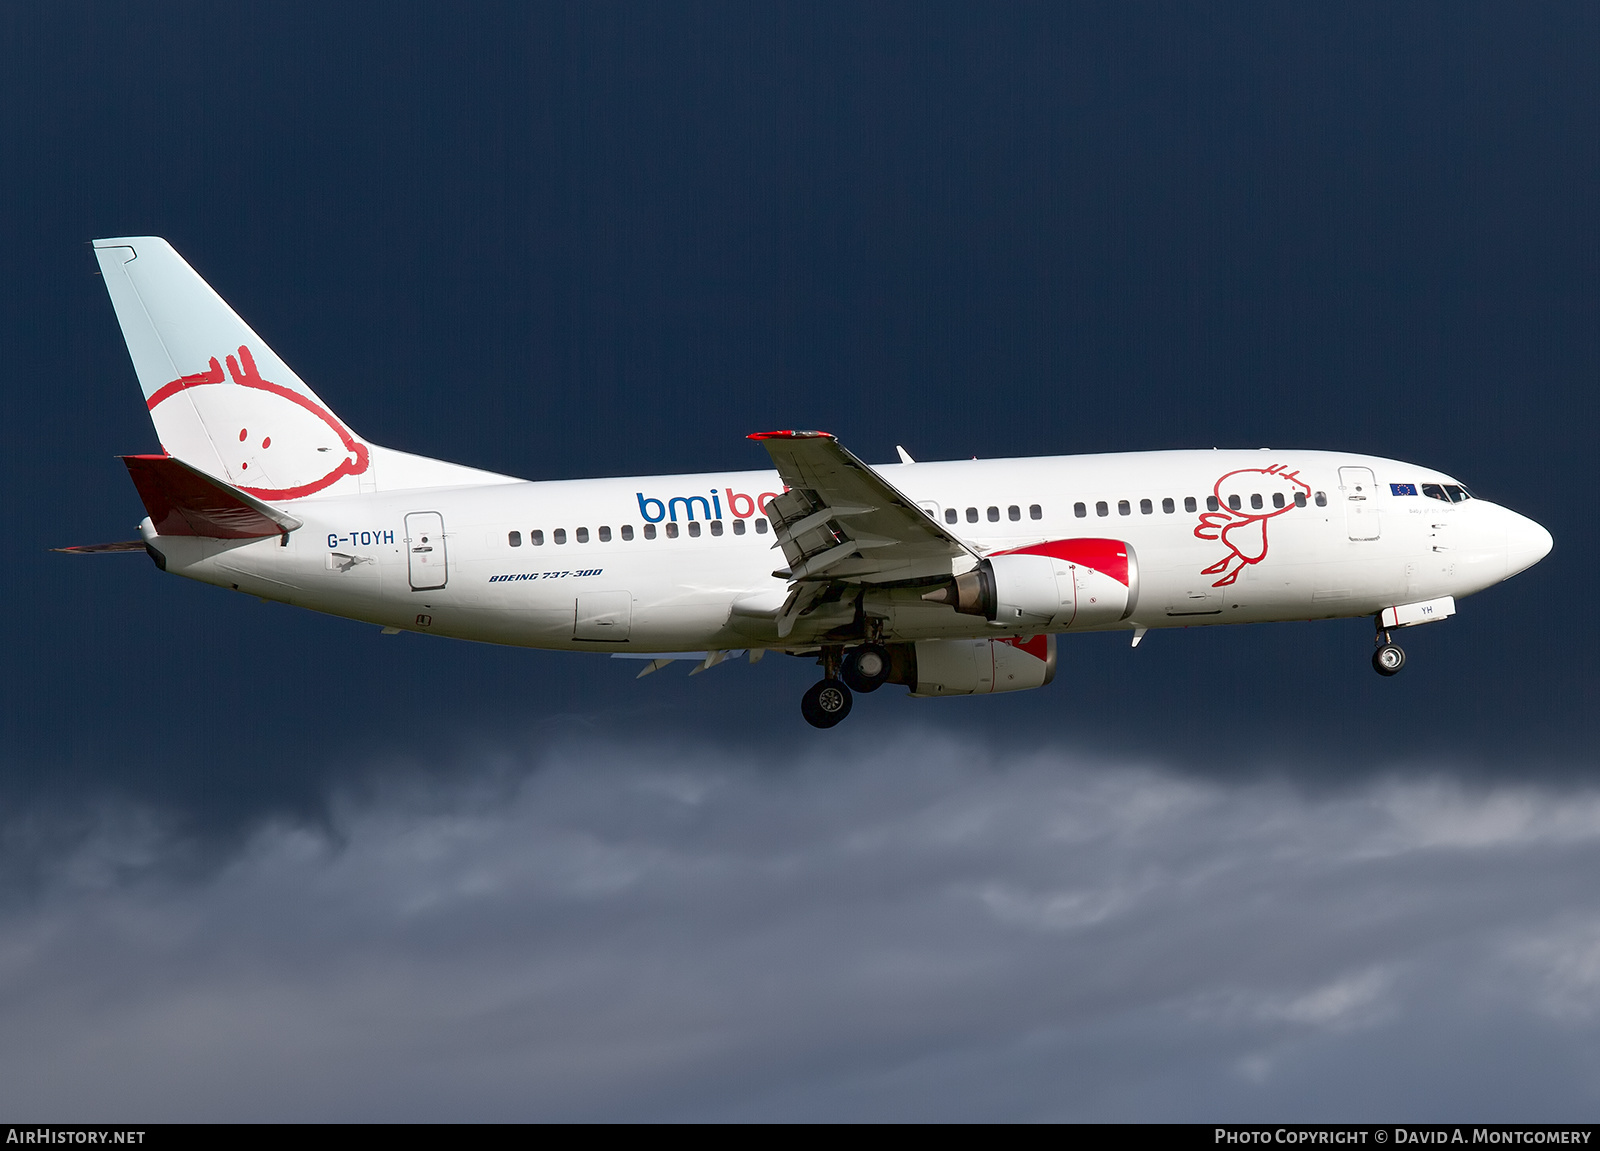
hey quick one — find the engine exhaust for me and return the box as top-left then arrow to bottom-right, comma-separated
921,564 -> 996,619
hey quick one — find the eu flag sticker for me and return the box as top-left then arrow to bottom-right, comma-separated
1390,483 -> 1418,496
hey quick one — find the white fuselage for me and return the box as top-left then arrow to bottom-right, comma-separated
141,448 -> 1551,653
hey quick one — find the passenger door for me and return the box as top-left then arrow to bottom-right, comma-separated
1339,467 -> 1380,541
404,511 -> 448,590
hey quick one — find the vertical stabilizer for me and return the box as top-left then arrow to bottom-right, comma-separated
93,237 -> 370,500
93,237 -> 520,498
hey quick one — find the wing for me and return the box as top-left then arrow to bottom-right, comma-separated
749,431 -> 975,585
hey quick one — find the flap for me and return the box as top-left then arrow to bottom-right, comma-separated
748,431 -> 973,585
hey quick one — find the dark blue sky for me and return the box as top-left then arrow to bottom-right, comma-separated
12,2 -> 1594,794
1,4 -> 1597,1119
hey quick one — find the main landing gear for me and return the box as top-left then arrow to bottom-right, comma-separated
801,678 -> 853,728
801,642 -> 892,728
1372,625 -> 1406,677
841,643 -> 891,693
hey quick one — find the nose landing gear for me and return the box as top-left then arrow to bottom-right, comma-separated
1372,625 -> 1406,677
1373,644 -> 1406,675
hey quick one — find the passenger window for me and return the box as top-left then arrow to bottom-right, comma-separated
1228,495 -> 1242,511
733,519 -> 746,535
1206,496 -> 1219,512
1314,492 -> 1327,507
1096,501 -> 1109,517
508,531 -> 522,547
621,525 -> 635,541
1029,504 -> 1041,520
1118,499 -> 1131,516
1008,505 -> 1020,521
966,507 -> 978,523
1250,494 -> 1263,510
553,528 -> 567,545
1184,497 -> 1196,513
1272,493 -> 1284,509
755,519 -> 769,534
531,530 -> 545,546
987,506 -> 999,522
598,526 -> 612,542
576,527 -> 589,543
1074,502 -> 1086,518
688,522 -> 701,537
945,508 -> 958,524
1140,499 -> 1152,515
666,523 -> 680,539
1293,492 -> 1306,508
643,524 -> 657,539
1162,497 -> 1175,514
709,521 -> 723,536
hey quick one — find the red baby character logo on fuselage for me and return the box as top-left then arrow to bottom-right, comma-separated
1193,464 -> 1311,587
147,346 -> 369,500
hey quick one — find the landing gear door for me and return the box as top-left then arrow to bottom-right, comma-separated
1339,467 -> 1380,541
404,511 -> 448,590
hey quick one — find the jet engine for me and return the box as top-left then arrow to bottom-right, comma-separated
882,635 -> 1057,696
922,539 -> 1139,629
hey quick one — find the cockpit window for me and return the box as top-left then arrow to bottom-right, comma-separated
1424,482 -> 1473,504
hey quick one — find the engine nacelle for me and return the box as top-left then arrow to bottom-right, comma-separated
898,635 -> 1057,697
923,539 -> 1139,629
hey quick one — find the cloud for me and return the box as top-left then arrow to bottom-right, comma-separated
1509,919 -> 1600,1023
2,732 -> 1600,1120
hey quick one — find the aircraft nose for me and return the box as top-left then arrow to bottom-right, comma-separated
1505,511 -> 1553,578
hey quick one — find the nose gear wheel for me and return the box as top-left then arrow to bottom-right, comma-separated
1373,643 -> 1406,676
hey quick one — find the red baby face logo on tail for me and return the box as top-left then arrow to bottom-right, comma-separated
148,346 -> 370,500
1193,464 -> 1311,587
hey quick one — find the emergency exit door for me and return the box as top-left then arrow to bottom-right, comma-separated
1339,467 -> 1380,541
405,511 -> 448,590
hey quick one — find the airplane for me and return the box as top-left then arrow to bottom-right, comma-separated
64,237 -> 1553,728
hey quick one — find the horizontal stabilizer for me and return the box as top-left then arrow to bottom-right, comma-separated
122,455 -> 303,539
51,540 -> 148,554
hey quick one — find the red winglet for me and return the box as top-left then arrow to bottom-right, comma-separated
746,430 -> 833,440
122,455 -> 294,539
